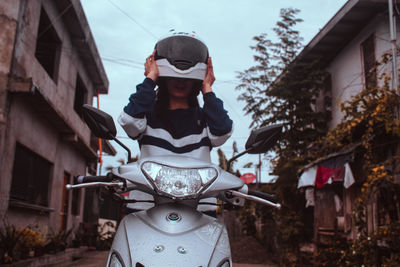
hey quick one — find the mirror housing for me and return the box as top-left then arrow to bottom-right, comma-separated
227,124 -> 283,168
82,104 -> 117,140
82,105 -> 134,163
245,124 -> 283,154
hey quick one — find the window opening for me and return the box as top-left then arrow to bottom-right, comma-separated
74,75 -> 88,118
10,143 -> 53,207
361,35 -> 377,89
35,7 -> 61,81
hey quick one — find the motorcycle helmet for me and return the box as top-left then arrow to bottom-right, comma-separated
155,30 -> 209,81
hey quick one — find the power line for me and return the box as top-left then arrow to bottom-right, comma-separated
107,0 -> 158,40
212,86 -> 246,120
101,57 -> 144,70
33,40 -> 146,70
116,136 -> 134,139
32,39 -> 244,90
215,80 -> 240,85
101,56 -> 143,66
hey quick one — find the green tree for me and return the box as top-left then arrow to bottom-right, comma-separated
236,8 -> 330,265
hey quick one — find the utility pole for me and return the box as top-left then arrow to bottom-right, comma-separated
389,0 -> 400,183
256,154 -> 261,189
389,0 -> 399,94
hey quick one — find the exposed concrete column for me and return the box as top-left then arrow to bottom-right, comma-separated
0,0 -> 26,221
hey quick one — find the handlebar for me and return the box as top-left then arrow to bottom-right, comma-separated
67,173 -> 124,190
248,190 -> 277,203
67,174 -> 281,209
66,182 -> 124,190
75,173 -> 113,184
227,190 -> 281,209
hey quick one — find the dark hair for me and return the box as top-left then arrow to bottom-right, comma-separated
155,77 -> 202,128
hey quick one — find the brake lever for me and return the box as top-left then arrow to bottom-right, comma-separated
227,190 -> 281,209
66,182 -> 124,190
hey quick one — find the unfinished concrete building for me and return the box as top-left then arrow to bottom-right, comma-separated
0,0 -> 110,231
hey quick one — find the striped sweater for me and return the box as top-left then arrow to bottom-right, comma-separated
118,78 -> 233,162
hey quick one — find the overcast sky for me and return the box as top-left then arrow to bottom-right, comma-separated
80,0 -> 347,181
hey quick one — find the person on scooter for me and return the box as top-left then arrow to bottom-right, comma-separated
118,31 -> 233,163
118,31 -> 233,215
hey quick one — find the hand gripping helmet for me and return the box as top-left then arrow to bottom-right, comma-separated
155,31 -> 209,81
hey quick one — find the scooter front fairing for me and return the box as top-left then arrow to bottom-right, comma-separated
108,203 -> 231,267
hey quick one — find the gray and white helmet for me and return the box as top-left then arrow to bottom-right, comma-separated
155,30 -> 209,81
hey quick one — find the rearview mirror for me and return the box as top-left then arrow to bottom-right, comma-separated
227,124 -> 283,169
82,104 -> 116,140
245,124 -> 283,154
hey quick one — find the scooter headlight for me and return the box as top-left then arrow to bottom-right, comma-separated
141,162 -> 218,198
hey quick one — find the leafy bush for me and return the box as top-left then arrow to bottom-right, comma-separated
44,228 -> 73,254
0,221 -> 22,263
0,222 -> 47,263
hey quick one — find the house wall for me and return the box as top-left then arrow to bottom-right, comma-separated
318,12 -> 398,240
326,13 -> 393,129
0,0 -> 22,222
4,95 -> 88,229
0,0 -> 104,231
11,0 -> 95,138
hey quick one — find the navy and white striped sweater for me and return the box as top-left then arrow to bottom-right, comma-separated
118,78 -> 233,162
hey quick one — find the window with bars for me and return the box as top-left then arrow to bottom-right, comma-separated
10,143 -> 53,207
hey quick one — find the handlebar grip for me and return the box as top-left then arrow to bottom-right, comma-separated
75,174 -> 112,184
248,190 -> 277,203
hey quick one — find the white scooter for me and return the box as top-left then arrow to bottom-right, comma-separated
67,105 -> 282,267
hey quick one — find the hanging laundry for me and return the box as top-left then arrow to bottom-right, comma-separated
298,166 -> 318,188
315,165 -> 345,188
344,162 -> 355,188
297,153 -> 355,190
305,188 -> 315,207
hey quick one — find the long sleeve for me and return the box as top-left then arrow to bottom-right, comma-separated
202,92 -> 233,146
118,78 -> 156,139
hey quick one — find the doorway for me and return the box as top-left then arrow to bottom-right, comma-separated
60,172 -> 70,231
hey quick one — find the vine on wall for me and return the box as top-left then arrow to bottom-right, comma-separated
313,63 -> 400,265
